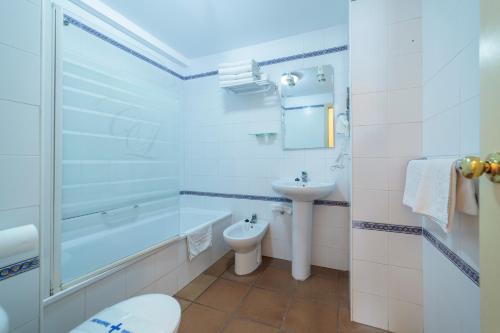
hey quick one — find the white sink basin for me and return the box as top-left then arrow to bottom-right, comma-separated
271,179 -> 335,281
272,180 -> 335,202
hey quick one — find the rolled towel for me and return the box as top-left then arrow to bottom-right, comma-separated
219,63 -> 259,75
219,59 -> 256,68
219,77 -> 256,87
219,72 -> 258,81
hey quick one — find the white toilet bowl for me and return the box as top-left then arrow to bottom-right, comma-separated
71,294 -> 181,333
223,218 -> 269,275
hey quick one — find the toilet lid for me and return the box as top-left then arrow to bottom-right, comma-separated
71,294 -> 181,333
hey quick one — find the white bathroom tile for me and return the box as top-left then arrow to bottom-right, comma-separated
153,242 -> 182,277
0,43 -> 40,105
388,232 -> 422,270
312,245 -> 348,271
352,158 -> 389,190
0,100 -> 39,156
389,190 -> 421,226
352,188 -> 389,223
459,96 -> 480,156
388,266 -> 422,304
459,40 -> 480,102
44,289 -> 86,333
85,270 -> 127,317
352,260 -> 388,296
351,92 -> 387,126
350,0 -> 388,94
352,291 -> 388,330
352,229 -> 388,264
313,205 -> 349,229
388,19 -> 422,56
387,122 -> 422,157
0,156 -> 39,210
125,255 -> 157,297
388,157 -> 416,191
10,319 -> 39,333
422,106 -> 460,157
387,87 -> 422,124
0,206 -> 39,231
389,299 -> 423,333
388,52 -> 422,91
0,0 -> 41,55
387,0 -> 422,23
352,125 -> 388,157
0,269 -> 38,330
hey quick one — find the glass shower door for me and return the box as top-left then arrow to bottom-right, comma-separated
54,13 -> 181,287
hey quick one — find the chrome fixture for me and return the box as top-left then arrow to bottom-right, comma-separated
280,72 -> 299,87
301,171 -> 308,183
316,65 -> 326,82
250,214 -> 258,224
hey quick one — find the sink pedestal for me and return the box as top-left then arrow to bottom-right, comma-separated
291,201 -> 313,280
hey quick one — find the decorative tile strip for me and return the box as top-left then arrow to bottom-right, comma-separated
423,228 -> 480,287
63,15 -> 185,80
64,15 -> 348,81
0,257 -> 40,282
352,221 -> 422,235
180,191 -> 350,207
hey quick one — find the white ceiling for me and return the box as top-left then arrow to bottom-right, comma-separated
98,0 -> 348,58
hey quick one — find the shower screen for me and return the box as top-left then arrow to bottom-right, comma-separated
54,13 -> 181,286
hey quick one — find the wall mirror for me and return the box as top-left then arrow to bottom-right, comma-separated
280,65 -> 334,150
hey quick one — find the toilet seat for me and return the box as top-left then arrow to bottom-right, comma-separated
71,294 -> 181,333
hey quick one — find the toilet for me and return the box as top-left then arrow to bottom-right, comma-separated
71,294 -> 181,333
223,216 -> 269,275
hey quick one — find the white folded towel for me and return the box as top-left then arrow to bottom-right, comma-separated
219,63 -> 259,76
403,158 -> 479,232
219,72 -> 258,81
219,77 -> 255,87
403,159 -> 427,209
413,159 -> 457,232
186,224 -> 212,261
219,59 -> 256,68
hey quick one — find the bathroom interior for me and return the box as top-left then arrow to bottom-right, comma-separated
0,0 -> 491,332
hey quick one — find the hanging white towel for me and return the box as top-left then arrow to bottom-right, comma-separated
456,175 -> 479,216
403,159 -> 427,209
413,159 -> 457,232
186,224 -> 212,261
219,63 -> 259,75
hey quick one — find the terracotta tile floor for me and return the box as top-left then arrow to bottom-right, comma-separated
175,252 -> 388,333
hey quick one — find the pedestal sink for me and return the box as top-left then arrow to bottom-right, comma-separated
272,180 -> 335,280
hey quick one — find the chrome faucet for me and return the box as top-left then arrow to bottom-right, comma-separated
250,214 -> 257,224
301,171 -> 308,183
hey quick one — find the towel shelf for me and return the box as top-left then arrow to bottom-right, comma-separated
221,79 -> 275,95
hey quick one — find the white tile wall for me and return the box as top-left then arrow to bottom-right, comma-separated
422,0 -> 480,330
351,0 -> 423,330
180,25 -> 351,271
0,1 -> 41,332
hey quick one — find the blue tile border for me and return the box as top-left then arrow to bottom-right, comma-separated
180,190 -> 350,207
352,220 -> 422,235
63,15 -> 348,81
423,228 -> 480,287
0,257 -> 39,282
352,220 -> 480,286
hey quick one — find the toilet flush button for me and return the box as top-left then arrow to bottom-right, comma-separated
0,305 -> 8,333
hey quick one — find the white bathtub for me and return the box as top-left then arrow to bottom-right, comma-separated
61,206 -> 231,284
